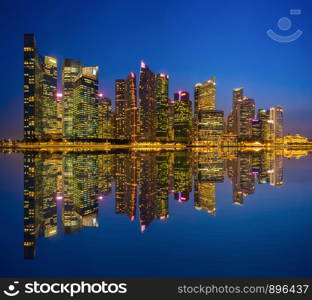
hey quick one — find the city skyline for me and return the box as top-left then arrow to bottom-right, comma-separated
20,33 -> 290,146
1,0 -> 312,140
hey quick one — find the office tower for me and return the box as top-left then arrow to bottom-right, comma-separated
62,59 -> 83,139
173,91 -> 192,143
237,97 -> 255,140
231,87 -> 244,135
193,83 -> 201,141
270,106 -> 284,142
41,56 -> 59,139
73,67 -> 99,139
98,95 -> 113,140
155,73 -> 169,142
139,61 -> 157,142
168,98 -> 175,141
195,78 -> 222,143
115,79 -> 126,140
124,72 -> 138,142
24,34 -> 42,141
226,113 -> 233,134
251,118 -> 262,141
56,93 -> 63,138
232,88 -> 244,108
198,110 -> 224,143
197,77 -> 216,110
257,109 -> 272,142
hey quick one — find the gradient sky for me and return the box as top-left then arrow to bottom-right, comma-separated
0,0 -> 311,139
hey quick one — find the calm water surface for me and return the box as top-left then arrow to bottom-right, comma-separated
0,149 -> 311,277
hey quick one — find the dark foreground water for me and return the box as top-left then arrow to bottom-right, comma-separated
0,149 -> 311,277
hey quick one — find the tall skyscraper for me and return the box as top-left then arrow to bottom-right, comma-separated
197,77 -> 216,110
62,59 -> 83,139
41,56 -> 59,139
72,67 -> 99,139
257,109 -> 273,142
231,87 -> 244,135
155,73 -> 169,142
124,72 -> 138,142
98,95 -> 113,140
269,106 -> 284,142
24,34 -> 42,141
115,79 -> 126,140
139,61 -> 156,142
195,77 -> 223,143
173,91 -> 192,143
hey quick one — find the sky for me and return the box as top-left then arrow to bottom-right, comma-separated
0,0 -> 311,139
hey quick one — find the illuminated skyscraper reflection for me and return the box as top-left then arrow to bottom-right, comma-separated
22,149 -> 289,258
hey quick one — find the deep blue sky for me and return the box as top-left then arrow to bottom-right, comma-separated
0,0 -> 311,139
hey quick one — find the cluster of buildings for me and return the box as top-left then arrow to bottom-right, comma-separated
24,34 -> 284,145
23,150 -> 283,258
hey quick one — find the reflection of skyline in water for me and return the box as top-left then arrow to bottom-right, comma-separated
23,150 -> 286,259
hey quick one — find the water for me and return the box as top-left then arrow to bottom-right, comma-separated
0,149 -> 311,277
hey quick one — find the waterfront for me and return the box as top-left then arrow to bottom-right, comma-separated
0,149 -> 311,277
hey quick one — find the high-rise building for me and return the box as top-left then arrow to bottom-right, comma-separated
124,72 -> 138,142
24,34 -> 42,141
139,61 -> 156,142
155,73 -> 169,142
194,78 -> 221,143
168,98 -> 175,142
41,56 -> 59,139
72,67 -> 99,139
251,119 -> 262,141
62,59 -> 83,139
197,110 -> 224,143
257,109 -> 272,142
231,87 -> 244,135
173,91 -> 192,143
98,95 -> 113,140
197,77 -> 216,111
235,97 -> 255,140
115,79 -> 126,140
270,106 -> 284,142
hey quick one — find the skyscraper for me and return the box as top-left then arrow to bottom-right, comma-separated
72,67 -> 99,139
173,91 -> 192,143
24,34 -> 42,141
197,77 -> 216,110
115,79 -> 127,140
62,59 -> 83,139
98,95 -> 113,140
231,87 -> 244,135
41,56 -> 59,139
139,61 -> 156,142
270,106 -> 284,142
231,91 -> 255,140
124,72 -> 138,142
155,73 -> 169,142
257,109 -> 273,142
